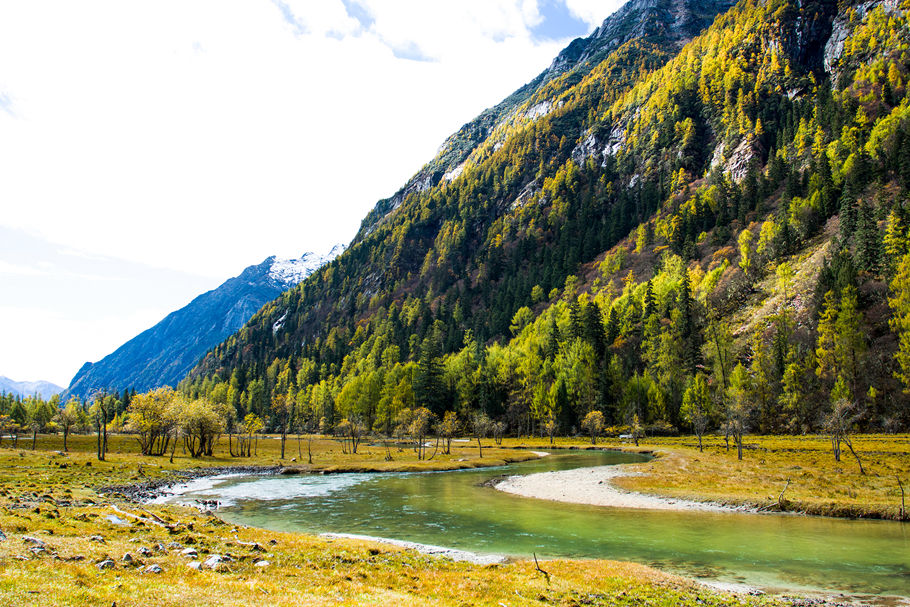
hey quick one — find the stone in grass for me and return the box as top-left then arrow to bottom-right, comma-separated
187,561 -> 202,571
105,514 -> 130,527
167,542 -> 182,550
254,560 -> 270,568
122,553 -> 133,563
97,559 -> 115,570
22,536 -> 46,547
0,528 -> 7,541
88,535 -> 106,544
202,555 -> 222,569
144,564 -> 163,574
137,547 -> 152,557
181,548 -> 198,558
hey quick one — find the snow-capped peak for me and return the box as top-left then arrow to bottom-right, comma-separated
268,244 -> 346,286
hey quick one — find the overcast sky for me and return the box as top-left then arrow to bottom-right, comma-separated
0,0 -> 623,388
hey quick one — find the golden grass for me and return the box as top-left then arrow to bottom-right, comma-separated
9,431 -> 906,605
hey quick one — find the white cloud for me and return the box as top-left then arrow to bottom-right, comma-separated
0,261 -> 47,277
564,0 -> 625,27
0,1 -> 579,281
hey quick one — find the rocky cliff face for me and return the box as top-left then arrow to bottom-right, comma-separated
63,247 -> 343,399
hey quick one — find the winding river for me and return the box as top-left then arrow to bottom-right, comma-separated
162,450 -> 910,599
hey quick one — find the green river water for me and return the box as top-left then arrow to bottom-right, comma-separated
164,450 -> 910,599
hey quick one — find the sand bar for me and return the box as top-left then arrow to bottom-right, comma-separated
495,464 -> 741,512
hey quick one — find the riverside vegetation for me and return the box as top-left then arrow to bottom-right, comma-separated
0,431 -> 898,606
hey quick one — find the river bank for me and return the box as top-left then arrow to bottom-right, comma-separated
506,435 -> 910,520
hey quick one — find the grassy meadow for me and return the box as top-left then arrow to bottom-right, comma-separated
0,431 -> 906,605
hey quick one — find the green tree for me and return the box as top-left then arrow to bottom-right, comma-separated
581,410 -> 605,444
890,253 -> 910,392
127,388 -> 177,456
681,373 -> 712,451
725,363 -> 752,461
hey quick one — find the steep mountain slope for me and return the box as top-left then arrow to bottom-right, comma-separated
65,246 -> 343,399
186,0 -> 910,435
358,0 -> 736,237
0,377 -> 62,399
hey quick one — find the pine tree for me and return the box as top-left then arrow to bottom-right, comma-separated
414,322 -> 446,415
643,280 -> 656,318
884,210 -> 908,276
889,253 -> 910,393
815,290 -> 840,384
855,200 -> 882,274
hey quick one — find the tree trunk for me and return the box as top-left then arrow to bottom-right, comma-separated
476,436 -> 483,458
280,431 -> 286,459
169,428 -> 177,464
63,428 -> 69,452
32,429 -> 37,450
842,436 -> 865,475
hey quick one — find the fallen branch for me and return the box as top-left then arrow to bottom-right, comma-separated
110,505 -> 171,529
533,552 -> 550,586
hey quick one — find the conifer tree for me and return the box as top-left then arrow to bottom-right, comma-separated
856,200 -> 882,274
889,253 -> 910,393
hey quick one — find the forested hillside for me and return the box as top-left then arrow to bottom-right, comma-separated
182,0 -> 910,441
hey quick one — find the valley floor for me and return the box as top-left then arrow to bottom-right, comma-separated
0,433 -> 906,605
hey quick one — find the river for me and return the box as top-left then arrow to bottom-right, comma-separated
161,450 -> 910,600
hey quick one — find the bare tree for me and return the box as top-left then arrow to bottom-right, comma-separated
824,377 -> 866,475
409,408 -> 434,460
436,411 -> 458,455
472,413 -> 492,458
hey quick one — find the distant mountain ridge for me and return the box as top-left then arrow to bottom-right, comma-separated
63,246 -> 344,399
0,376 -> 63,400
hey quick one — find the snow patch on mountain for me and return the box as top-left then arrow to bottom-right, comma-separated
268,244 -> 346,286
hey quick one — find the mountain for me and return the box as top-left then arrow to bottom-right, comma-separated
357,0 -> 737,238
0,377 -> 63,400
64,246 -> 344,399
185,0 -> 910,435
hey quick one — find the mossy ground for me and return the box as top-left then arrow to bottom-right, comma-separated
0,431 -> 898,605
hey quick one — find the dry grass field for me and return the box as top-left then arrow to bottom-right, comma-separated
1,431 -> 902,605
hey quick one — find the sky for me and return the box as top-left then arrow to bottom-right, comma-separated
0,0 -> 623,388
